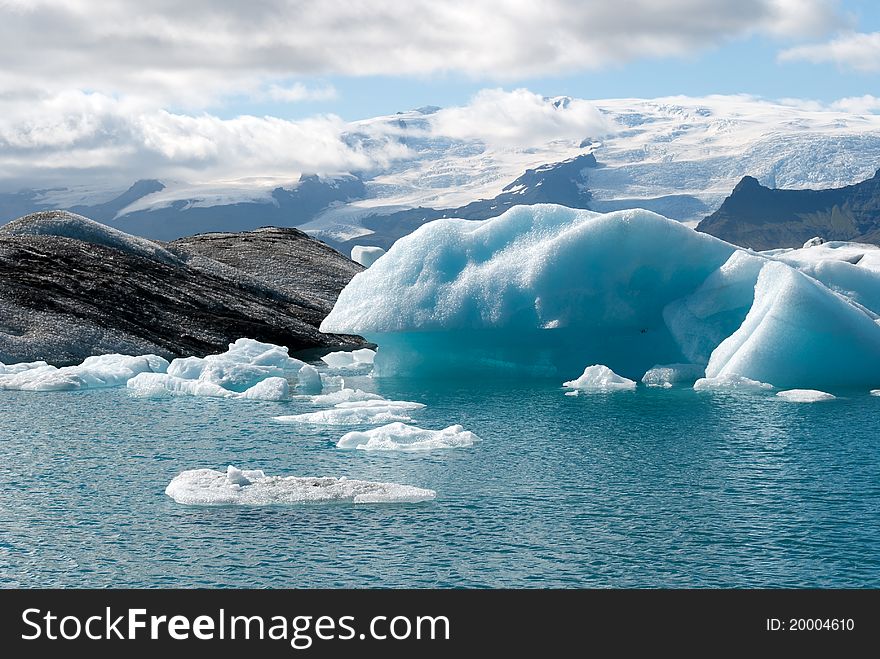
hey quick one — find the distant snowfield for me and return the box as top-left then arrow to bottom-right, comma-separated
45,95 -> 880,240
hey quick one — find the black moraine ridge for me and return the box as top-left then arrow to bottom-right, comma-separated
0,211 -> 365,365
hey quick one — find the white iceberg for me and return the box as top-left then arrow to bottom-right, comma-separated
0,354 -> 168,391
127,372 -> 235,398
563,365 -> 636,393
167,338 -> 306,392
128,373 -> 290,400
693,374 -> 774,391
165,466 -> 436,505
351,245 -> 386,268
320,348 -> 376,370
776,389 -> 836,403
320,204 -> 880,389
337,422 -> 481,451
641,363 -> 705,388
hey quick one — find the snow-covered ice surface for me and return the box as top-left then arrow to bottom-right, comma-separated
165,466 -> 436,505
776,389 -> 836,403
563,365 -> 637,393
288,94 -> 880,244
322,204 -> 880,390
351,245 -> 386,268
337,422 -> 480,451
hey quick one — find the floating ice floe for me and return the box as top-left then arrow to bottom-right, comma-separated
320,348 -> 376,370
309,388 -> 384,406
0,354 -> 168,391
351,245 -> 386,268
320,204 -> 880,389
563,365 -> 637,393
337,422 -> 481,451
165,465 -> 436,505
693,374 -> 774,391
274,404 -> 420,426
776,389 -> 836,403
641,363 -> 705,388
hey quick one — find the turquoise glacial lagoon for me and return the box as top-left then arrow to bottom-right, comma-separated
1,373 -> 878,588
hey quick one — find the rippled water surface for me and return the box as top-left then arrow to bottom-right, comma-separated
1,375 -> 878,587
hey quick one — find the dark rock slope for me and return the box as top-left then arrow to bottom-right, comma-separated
697,169 -> 880,250
0,211 -> 364,365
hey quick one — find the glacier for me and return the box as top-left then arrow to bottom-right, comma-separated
165,466 -> 436,505
321,204 -> 880,390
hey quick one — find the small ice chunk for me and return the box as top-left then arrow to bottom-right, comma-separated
310,388 -> 384,406
351,245 -> 386,268
803,236 -> 826,248
338,422 -> 480,451
693,374 -> 774,391
320,348 -> 376,369
225,465 -> 253,486
296,364 -> 322,394
641,363 -> 705,388
165,467 -> 436,505
871,390 -> 880,396
776,389 -> 835,403
563,365 -> 637,392
239,377 -> 290,401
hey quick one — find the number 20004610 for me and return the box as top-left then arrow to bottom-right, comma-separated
767,618 -> 855,631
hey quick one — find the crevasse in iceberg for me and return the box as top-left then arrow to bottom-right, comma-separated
320,204 -> 880,389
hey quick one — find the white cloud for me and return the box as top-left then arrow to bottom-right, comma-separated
0,1 -> 841,108
779,31 -> 880,72
0,90 -> 411,188
830,95 -> 880,114
265,83 -> 338,103
431,89 -> 614,147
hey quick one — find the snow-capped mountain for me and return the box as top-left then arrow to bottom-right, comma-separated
2,95 -> 879,250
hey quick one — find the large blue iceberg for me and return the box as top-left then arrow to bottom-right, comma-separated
320,204 -> 880,389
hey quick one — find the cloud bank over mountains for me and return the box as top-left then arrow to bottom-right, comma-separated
0,0 -> 872,189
